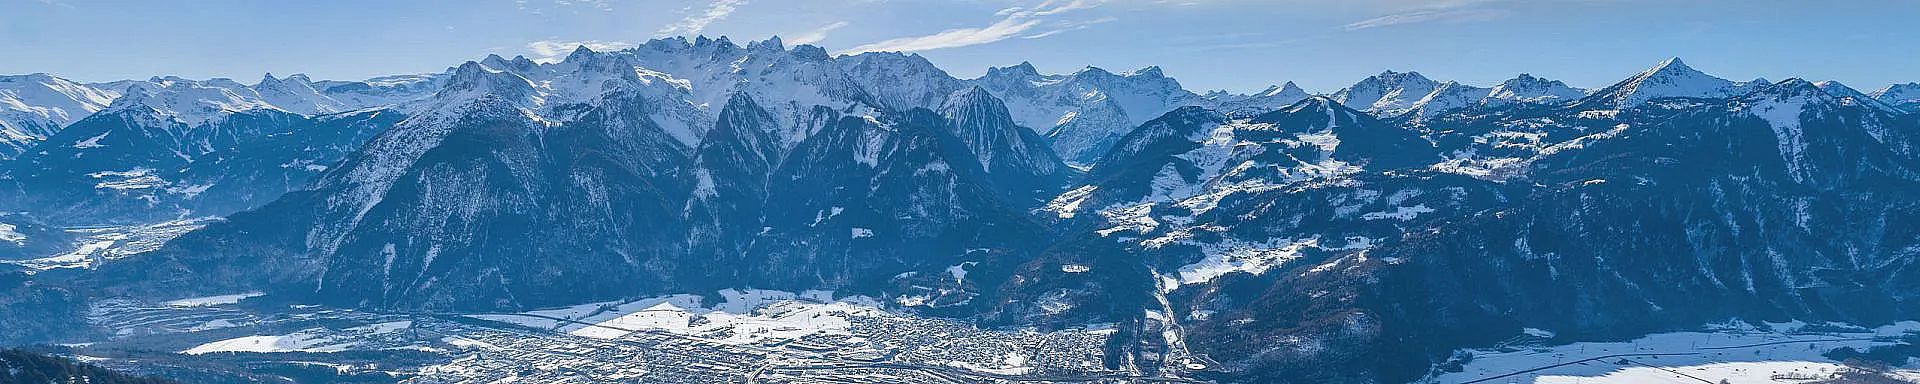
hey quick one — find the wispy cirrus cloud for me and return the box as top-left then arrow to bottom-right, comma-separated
840,0 -> 1108,54
656,0 -> 749,37
787,21 -> 851,45
1023,16 -> 1117,39
526,40 -> 636,63
1344,0 -> 1511,31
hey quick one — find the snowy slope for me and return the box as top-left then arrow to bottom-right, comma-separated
1574,57 -> 1739,108
1209,81 -> 1312,116
0,74 -> 120,158
1405,81 -> 1492,118
1814,80 -> 1904,113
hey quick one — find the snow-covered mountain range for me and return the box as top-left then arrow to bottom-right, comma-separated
2,37 -> 1918,383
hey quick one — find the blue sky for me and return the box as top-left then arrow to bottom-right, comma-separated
4,0 -> 1917,93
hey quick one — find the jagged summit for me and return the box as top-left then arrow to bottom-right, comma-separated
747,35 -> 785,52
1332,70 -> 1441,116
436,61 -> 540,106
971,58 -> 1207,163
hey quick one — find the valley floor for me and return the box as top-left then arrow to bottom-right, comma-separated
57,289 -> 1201,383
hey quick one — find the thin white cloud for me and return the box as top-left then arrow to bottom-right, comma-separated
840,0 -> 1106,54
1023,16 -> 1117,39
1344,0 -> 1512,31
656,0 -> 749,37
787,21 -> 851,45
526,40 -> 636,63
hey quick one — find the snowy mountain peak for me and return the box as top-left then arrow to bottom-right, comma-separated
1872,82 -> 1920,112
1333,70 -> 1442,116
1810,80 -> 1900,110
0,73 -> 118,126
1485,73 -> 1586,106
1737,78 -> 1851,111
1768,78 -> 1822,93
565,44 -> 599,62
976,61 -> 1207,163
1651,56 -> 1690,72
1814,80 -> 1863,97
945,85 -> 998,107
1212,82 -> 1314,116
0,73 -> 122,157
1873,83 -> 1920,99
788,44 -> 831,61
837,51 -> 964,111
436,61 -> 540,108
693,35 -> 741,51
254,72 -> 351,115
750,36 -> 786,52
1406,81 -> 1492,118
104,77 -> 282,127
1261,82 -> 1308,98
1074,66 -> 1115,77
1576,57 -> 1736,108
990,62 -> 1044,79
1281,95 -> 1342,113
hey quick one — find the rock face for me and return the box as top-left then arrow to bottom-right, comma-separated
100,39 -> 1064,312
1332,70 -> 1442,117
5,45 -> 1916,383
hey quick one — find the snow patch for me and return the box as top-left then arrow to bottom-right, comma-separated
182,330 -> 353,355
163,292 -> 264,307
0,223 -> 23,246
1360,204 -> 1434,221
72,131 -> 109,148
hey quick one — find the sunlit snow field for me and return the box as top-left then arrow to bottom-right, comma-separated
1428,322 -> 1920,383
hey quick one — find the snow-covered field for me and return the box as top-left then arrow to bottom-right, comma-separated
182,331 -> 354,355
470,289 -> 884,345
162,292 -> 263,307
1427,321 -> 1920,383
